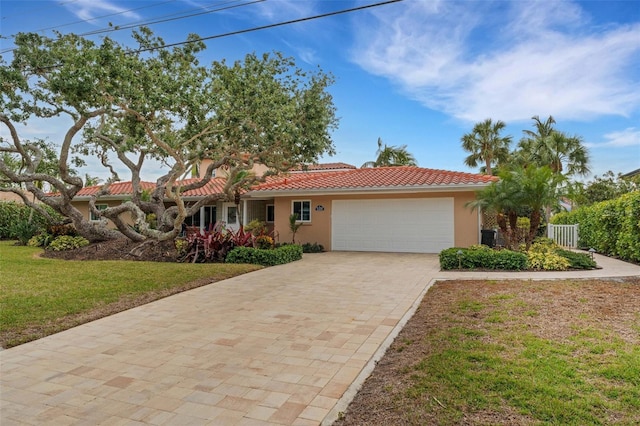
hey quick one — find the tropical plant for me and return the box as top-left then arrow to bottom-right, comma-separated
361,137 -> 417,168
516,115 -> 590,177
509,166 -> 566,248
10,218 -> 40,245
461,118 -> 512,175
179,222 -> 254,263
468,166 -> 564,250
47,235 -> 90,251
467,173 -> 520,249
289,213 -> 303,244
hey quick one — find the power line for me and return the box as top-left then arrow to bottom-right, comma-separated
34,0 -> 178,33
0,0 -> 263,55
2,0 -> 403,60
135,0 -> 404,53
82,0 -> 264,37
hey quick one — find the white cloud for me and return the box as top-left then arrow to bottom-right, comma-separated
252,0 -> 316,21
590,127 -> 640,148
65,0 -> 140,23
351,0 -> 640,123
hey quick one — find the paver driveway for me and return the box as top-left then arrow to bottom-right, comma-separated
1,252 -> 441,425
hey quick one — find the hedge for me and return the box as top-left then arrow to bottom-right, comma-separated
0,201 -> 62,240
439,246 -> 528,271
551,191 -> 640,262
226,244 -> 303,266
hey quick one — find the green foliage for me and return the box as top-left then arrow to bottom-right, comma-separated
47,235 -> 90,251
469,166 -> 563,250
515,115 -> 590,177
460,118 -> 511,175
302,242 -> 325,253
527,248 -> 570,271
577,171 -> 640,206
180,224 -> 254,263
0,201 -> 61,239
551,191 -> 640,262
10,218 -> 40,245
27,233 -> 54,248
226,244 -> 303,266
2,30 -> 338,243
525,238 -> 595,270
255,235 -> 274,250
557,249 -> 597,269
362,137 -> 417,168
289,213 -> 303,243
244,219 -> 268,236
174,238 -> 188,256
47,223 -> 77,237
439,246 -> 527,271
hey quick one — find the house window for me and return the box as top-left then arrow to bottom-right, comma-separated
226,206 -> 237,224
292,200 -> 311,222
266,204 -> 275,223
90,204 -> 108,221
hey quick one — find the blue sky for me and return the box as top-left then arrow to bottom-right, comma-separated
1,0 -> 639,181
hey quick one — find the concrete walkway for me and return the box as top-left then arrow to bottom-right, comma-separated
1,252 -> 639,425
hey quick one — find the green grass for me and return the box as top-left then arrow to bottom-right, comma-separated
406,288 -> 640,425
0,241 -> 261,347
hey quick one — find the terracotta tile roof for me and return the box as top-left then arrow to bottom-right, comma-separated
72,178 -> 228,198
289,162 -> 357,172
74,181 -> 156,197
251,166 -> 497,193
180,178 -> 228,197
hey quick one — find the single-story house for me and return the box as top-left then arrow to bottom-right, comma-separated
246,166 -> 495,253
65,164 -> 496,253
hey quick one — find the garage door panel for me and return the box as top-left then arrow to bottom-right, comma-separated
332,198 -> 454,253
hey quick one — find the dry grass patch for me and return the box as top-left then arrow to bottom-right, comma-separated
335,277 -> 640,425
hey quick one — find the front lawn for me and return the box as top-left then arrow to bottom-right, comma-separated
335,278 -> 640,425
0,241 -> 261,348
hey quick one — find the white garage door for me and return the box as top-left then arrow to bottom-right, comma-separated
332,198 -> 454,253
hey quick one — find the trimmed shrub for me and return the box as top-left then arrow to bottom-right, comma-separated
557,248 -> 597,269
302,242 -> 324,253
527,250 -> 570,271
439,246 -> 527,271
47,235 -> 90,251
492,250 -> 529,270
226,244 -> 303,266
551,191 -> 640,262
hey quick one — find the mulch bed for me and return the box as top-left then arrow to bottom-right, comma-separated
40,238 -> 181,262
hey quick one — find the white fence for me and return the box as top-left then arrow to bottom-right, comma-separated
547,224 -> 579,248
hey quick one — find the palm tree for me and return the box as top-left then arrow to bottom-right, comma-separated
509,166 -> 565,248
515,115 -> 590,221
84,174 -> 103,187
467,173 -> 520,249
468,165 -> 565,249
461,118 -> 512,175
517,115 -> 590,177
361,137 -> 417,168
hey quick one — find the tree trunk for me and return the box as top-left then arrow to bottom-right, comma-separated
527,210 -> 542,250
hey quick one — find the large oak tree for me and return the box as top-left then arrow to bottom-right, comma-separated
1,29 -> 338,242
